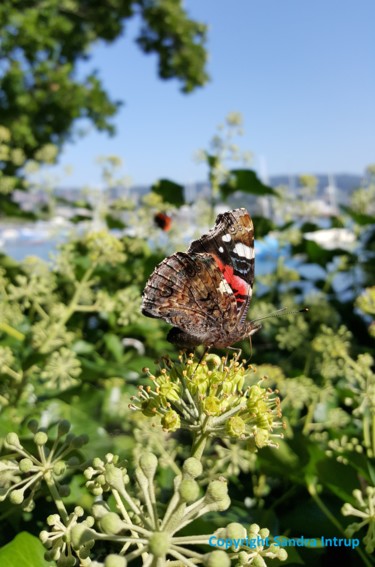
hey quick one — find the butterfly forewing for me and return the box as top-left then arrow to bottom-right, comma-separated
187,208 -> 254,323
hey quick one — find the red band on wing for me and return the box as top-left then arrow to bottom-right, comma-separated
212,255 -> 248,302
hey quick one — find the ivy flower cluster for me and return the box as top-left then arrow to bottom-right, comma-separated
342,487 -> 375,554
130,353 -> 283,456
356,286 -> 375,339
82,453 -> 286,567
212,523 -> 288,566
0,420 -> 87,512
0,416 -> 285,566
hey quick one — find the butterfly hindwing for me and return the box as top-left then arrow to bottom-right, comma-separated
142,251 -> 238,345
187,208 -> 254,322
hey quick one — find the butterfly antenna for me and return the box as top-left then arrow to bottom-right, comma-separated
251,306 -> 309,324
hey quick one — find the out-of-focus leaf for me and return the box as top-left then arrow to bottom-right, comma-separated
105,214 -> 126,229
104,333 -> 124,363
299,221 -> 321,234
251,215 -> 275,237
0,532 -> 52,567
220,169 -> 277,199
341,205 -> 375,225
151,179 -> 185,206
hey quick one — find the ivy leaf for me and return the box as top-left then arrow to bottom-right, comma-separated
151,178 -> 185,206
220,169 -> 277,199
341,205 -> 375,225
0,532 -> 52,567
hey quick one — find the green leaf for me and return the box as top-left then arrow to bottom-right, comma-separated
251,215 -> 275,237
104,333 -> 125,363
220,169 -> 277,199
105,214 -> 126,229
0,532 -> 52,567
341,205 -> 375,225
151,178 -> 185,206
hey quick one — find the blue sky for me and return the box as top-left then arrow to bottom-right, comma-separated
50,0 -> 374,188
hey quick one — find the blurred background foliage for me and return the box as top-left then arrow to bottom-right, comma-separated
0,2 -> 375,566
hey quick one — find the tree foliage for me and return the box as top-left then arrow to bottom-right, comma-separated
0,0 -> 208,177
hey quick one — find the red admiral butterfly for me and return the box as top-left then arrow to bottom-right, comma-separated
154,212 -> 172,231
142,208 -> 261,348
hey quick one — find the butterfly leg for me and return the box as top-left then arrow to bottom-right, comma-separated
225,345 -> 242,364
191,346 -> 211,377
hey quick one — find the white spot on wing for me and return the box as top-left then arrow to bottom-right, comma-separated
233,243 -> 254,259
218,280 -> 231,294
222,234 -> 231,242
218,246 -> 224,253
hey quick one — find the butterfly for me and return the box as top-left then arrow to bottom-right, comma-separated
154,212 -> 172,232
141,208 -> 261,348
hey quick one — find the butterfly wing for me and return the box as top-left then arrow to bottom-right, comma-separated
142,251 -> 238,345
188,208 -> 254,324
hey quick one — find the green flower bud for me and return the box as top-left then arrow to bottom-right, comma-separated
205,354 -> 222,370
40,530 -> 49,544
254,429 -> 269,448
179,479 -> 200,503
5,432 -> 22,449
204,549 -> 231,567
249,524 -> 260,537
142,398 -> 160,416
19,458 -> 33,473
158,379 -> 181,403
47,513 -> 60,525
226,522 -> 247,540
203,396 -> 222,416
255,413 -> 272,429
57,555 -> 75,567
139,453 -> 158,479
104,554 -> 127,567
182,457 -> 203,479
84,467 -> 95,480
278,548 -> 288,561
100,512 -> 125,535
161,409 -> 181,431
212,495 -> 231,511
226,416 -> 246,437
105,464 -> 127,492
9,489 -> 24,504
206,480 -> 228,503
71,524 -> 96,549
57,420 -> 71,436
53,461 -> 67,476
238,551 -> 250,564
34,431 -> 48,446
252,555 -> 267,567
92,502 -> 111,519
247,386 -> 264,412
79,545 -> 93,560
148,532 -> 171,557
259,528 -> 270,539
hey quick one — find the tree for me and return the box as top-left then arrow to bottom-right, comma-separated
0,0 -> 208,210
